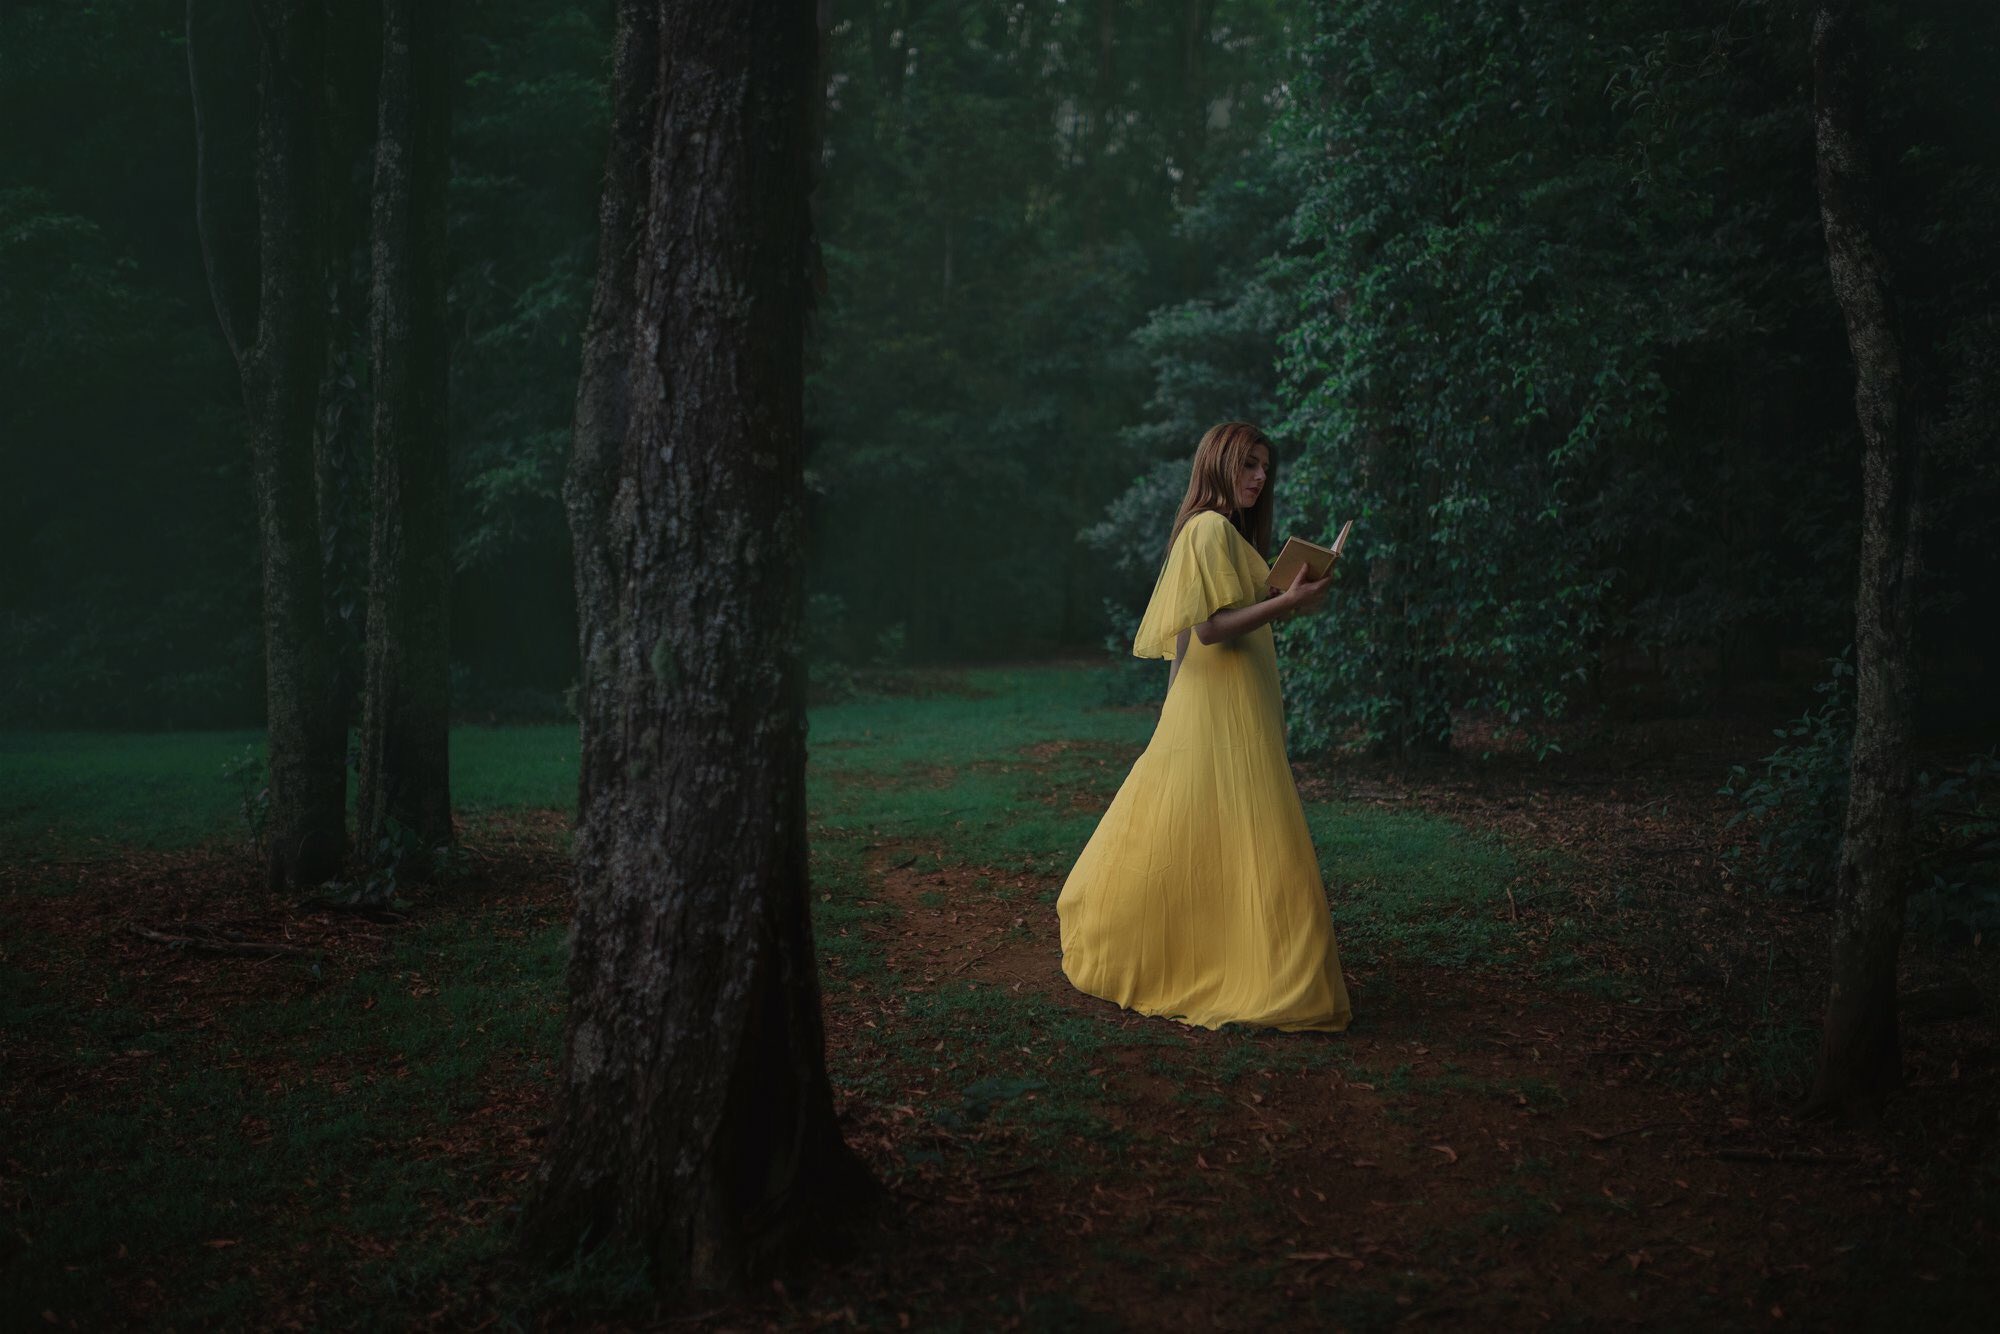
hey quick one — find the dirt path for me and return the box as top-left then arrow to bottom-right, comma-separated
802,836 -> 1992,1330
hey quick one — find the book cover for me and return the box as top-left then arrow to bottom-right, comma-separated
1265,519 -> 1353,594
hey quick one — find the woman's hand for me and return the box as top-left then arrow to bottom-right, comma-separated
1278,562 -> 1336,615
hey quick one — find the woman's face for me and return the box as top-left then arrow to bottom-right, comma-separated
1233,443 -> 1271,513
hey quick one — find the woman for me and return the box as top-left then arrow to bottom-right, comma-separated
1055,422 -> 1352,1032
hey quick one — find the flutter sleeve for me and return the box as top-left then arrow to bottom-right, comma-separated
1130,513 -> 1253,660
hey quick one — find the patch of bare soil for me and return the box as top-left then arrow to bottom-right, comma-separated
867,854 -> 1057,991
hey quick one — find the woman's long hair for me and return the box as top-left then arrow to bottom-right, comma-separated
1165,422 -> 1278,560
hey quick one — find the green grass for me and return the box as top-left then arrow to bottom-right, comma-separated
449,724 -> 579,812
0,724 -> 587,858
0,667 -> 1147,857
1308,804 -> 1524,968
0,727 -> 265,853
807,667 -> 1154,778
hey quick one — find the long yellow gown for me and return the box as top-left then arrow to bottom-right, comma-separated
1056,509 -> 1352,1032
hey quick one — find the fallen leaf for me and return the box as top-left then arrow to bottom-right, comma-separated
1430,1144 -> 1459,1164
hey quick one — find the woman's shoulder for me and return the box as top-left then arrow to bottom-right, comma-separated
1181,508 -> 1231,540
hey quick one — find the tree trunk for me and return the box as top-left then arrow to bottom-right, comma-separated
191,0 -> 348,889
314,0 -> 385,740
1805,0 -> 1925,1119
518,0 -> 873,1292
357,0 -> 454,855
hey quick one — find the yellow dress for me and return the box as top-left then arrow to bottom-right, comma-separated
1056,509 -> 1352,1032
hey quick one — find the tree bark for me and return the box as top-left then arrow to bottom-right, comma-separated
1805,0 -> 1925,1119
357,0 -> 454,855
192,0 -> 348,889
314,0 -> 384,740
518,0 -> 872,1291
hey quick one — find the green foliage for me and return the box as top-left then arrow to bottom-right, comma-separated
1722,653 -> 1858,899
1267,0 -> 2000,753
1724,653 -> 2000,934
1275,0 -> 1798,755
1907,753 -> 2000,938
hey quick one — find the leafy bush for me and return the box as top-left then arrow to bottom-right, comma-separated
1909,751 -> 2000,939
1722,652 -> 1856,898
1723,651 -> 2000,935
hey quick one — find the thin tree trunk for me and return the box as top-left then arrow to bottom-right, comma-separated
1805,0 -> 1925,1119
357,0 -> 454,855
518,0 -> 872,1291
191,0 -> 348,889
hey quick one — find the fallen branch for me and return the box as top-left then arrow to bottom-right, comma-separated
1712,1148 -> 1865,1166
949,935 -> 1017,975
976,1163 -> 1038,1183
1577,1119 -> 1697,1143
296,895 -> 408,923
124,923 -> 322,960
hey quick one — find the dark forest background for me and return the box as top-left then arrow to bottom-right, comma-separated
4,0 -> 1996,747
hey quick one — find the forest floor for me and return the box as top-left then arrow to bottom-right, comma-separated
2,665 -> 1996,1330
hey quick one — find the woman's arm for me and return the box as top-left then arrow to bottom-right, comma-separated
1193,564 -> 1333,647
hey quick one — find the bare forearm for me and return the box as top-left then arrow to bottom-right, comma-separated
1194,593 -> 1289,646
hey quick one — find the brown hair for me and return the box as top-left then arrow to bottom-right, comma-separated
1165,422 -> 1278,560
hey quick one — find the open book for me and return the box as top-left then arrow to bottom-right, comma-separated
1265,519 -> 1354,595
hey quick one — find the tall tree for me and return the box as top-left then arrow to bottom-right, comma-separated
357,0 -> 455,855
313,0 -> 385,741
518,0 -> 871,1289
188,0 -> 346,887
1805,0 -> 1925,1118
